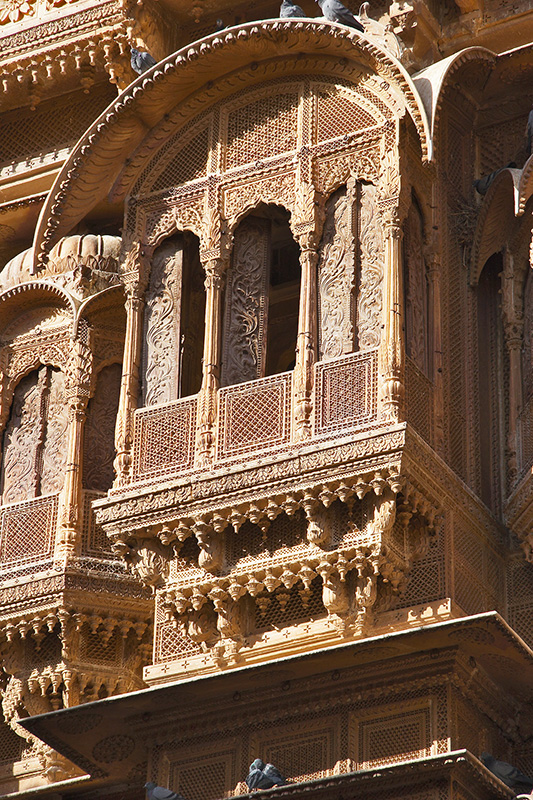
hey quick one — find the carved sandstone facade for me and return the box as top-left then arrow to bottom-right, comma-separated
2,2 -> 533,800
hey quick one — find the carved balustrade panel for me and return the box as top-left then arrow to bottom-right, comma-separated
216,372 -> 292,461
132,396 -> 197,482
0,494 -> 58,568
39,368 -> 69,496
318,185 -> 356,360
221,217 -> 271,387
314,350 -> 378,437
142,237 -> 183,407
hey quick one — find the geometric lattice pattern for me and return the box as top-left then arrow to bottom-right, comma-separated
405,356 -> 433,444
225,91 -> 299,170
0,493 -> 58,566
316,86 -> 378,142
452,519 -> 504,616
217,373 -> 291,460
167,741 -> 240,800
251,716 -> 339,783
314,350 -> 378,436
155,621 -> 202,663
352,703 -> 433,768
134,397 -> 197,480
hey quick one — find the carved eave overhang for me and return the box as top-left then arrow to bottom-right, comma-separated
0,0 -> 169,110
413,46 -> 496,161
32,19 -> 431,272
19,613 -> 533,785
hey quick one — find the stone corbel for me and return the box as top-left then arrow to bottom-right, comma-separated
193,519 -> 225,573
126,536 -> 171,589
301,491 -> 331,547
208,586 -> 245,665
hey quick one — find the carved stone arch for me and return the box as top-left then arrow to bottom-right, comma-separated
33,21 -> 430,271
144,202 -> 206,252
76,284 -> 125,334
470,169 -> 520,286
0,282 -> 75,339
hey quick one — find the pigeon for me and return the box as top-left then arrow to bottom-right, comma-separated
480,753 -> 533,789
473,162 -> 516,196
215,19 -> 226,31
144,782 -> 187,800
280,0 -> 306,17
246,758 -> 287,790
131,48 -> 157,75
316,0 -> 364,31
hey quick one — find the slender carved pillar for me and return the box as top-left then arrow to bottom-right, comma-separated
293,231 -> 319,440
196,257 -> 227,465
114,248 -> 148,487
57,337 -> 92,558
379,207 -> 405,422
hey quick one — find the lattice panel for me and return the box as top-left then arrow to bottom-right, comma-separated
168,742 -> 239,800
217,373 -> 291,460
79,628 -> 121,667
316,86 -> 378,142
405,356 -> 433,444
225,513 -> 308,572
0,717 -> 25,765
478,115 -> 527,176
225,90 -> 299,170
314,350 -> 378,436
0,83 -> 116,168
254,578 -> 325,633
151,126 -> 210,192
519,395 -> 533,475
352,703 -> 433,768
155,621 -> 203,663
133,396 -> 197,480
452,520 -> 504,615
506,556 -> 533,648
251,717 -> 339,783
81,490 -> 111,556
0,494 -> 57,566
389,523 -> 446,610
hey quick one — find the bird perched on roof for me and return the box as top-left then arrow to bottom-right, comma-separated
144,782 -> 187,800
215,19 -> 226,31
246,759 -> 287,790
480,753 -> 533,789
316,0 -> 364,31
473,162 -> 516,196
131,47 -> 157,75
280,0 -> 306,17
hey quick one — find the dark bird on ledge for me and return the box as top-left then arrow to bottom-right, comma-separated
316,0 -> 364,31
215,19 -> 226,30
280,0 -> 306,17
131,47 -> 157,75
144,781 -> 187,800
480,753 -> 533,789
473,162 -> 516,196
246,759 -> 288,790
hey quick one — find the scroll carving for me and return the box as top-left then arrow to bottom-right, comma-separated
83,364 -> 122,492
221,217 -> 271,386
1,366 -> 68,504
318,186 -> 356,360
523,268 -> 533,401
142,237 -> 182,406
357,182 -> 384,350
40,369 -> 69,496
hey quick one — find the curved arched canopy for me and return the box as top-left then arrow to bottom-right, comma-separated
0,282 -> 75,339
470,168 -> 521,284
413,46 -> 496,161
32,19 -> 431,271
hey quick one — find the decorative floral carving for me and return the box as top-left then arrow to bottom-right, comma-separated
221,216 -> 270,386
357,182 -> 384,350
318,186 -> 355,360
0,0 -> 34,24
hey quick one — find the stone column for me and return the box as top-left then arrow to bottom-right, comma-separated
379,207 -> 405,423
196,257 -> 227,465
114,263 -> 147,488
427,247 -> 444,454
56,337 -> 92,559
293,231 -> 318,441
502,247 -> 524,484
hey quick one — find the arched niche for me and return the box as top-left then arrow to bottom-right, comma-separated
142,231 -> 205,405
221,205 -> 300,386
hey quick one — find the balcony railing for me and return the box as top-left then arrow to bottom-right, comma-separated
130,349 -> 380,482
